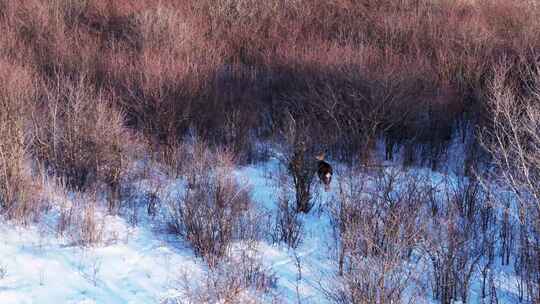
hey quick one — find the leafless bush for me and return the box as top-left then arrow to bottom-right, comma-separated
2,0 -> 540,169
287,141 -> 316,214
155,141 -> 188,179
278,115 -> 319,214
479,61 -> 540,303
33,76 -> 139,213
170,247 -> 280,304
53,176 -> 74,236
79,201 -> 103,247
60,190 -> 104,247
425,177 -> 492,304
0,60 -> 43,222
167,141 -> 257,266
273,183 -> 304,249
326,168 -> 430,303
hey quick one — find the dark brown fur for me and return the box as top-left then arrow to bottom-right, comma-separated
317,160 -> 332,189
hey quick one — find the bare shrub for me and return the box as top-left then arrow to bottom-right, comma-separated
171,248 -> 280,304
167,141 -> 256,266
2,0 -> 539,167
61,190 -> 104,247
277,115 -> 319,213
156,141 -> 188,179
327,168 -> 430,303
0,60 -> 43,222
273,183 -> 304,249
479,62 -> 540,303
425,177 -> 493,304
78,198 -> 103,246
52,176 -> 75,236
287,140 -> 316,214
47,174 -> 107,247
33,77 -> 139,213
327,164 -> 498,304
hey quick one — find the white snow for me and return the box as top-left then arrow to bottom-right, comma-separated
0,216 -> 204,304
0,155 -> 528,303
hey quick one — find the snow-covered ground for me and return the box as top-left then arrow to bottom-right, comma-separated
0,219 -> 202,303
0,155 -> 527,303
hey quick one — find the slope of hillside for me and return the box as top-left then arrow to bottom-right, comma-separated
0,157 -> 525,303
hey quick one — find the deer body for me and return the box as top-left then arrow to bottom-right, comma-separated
316,154 -> 332,190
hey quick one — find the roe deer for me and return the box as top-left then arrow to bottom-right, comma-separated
316,153 -> 332,191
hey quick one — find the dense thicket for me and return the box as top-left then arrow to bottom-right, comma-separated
2,0 -> 539,165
